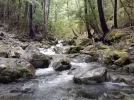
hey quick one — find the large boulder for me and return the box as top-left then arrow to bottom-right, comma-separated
30,53 -> 52,69
53,59 -> 71,71
0,58 -> 35,83
106,29 -> 125,43
104,50 -> 131,67
73,66 -> 107,84
23,45 -> 52,69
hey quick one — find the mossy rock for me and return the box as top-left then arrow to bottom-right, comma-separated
106,29 -> 125,42
97,44 -> 109,50
123,63 -> 134,73
79,38 -> 92,46
104,50 -> 131,67
0,58 -> 35,83
32,53 -> 52,60
19,68 -> 34,78
30,54 -> 52,69
64,46 -> 83,54
83,45 -> 95,51
88,51 -> 99,61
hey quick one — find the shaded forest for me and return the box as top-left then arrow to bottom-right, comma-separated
0,0 -> 134,39
0,0 -> 134,100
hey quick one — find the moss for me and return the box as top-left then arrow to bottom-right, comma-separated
104,50 -> 130,67
64,46 -> 83,54
40,55 -> 52,60
97,44 -> 109,49
16,63 -> 22,67
130,37 -> 134,43
19,68 -> 33,78
107,29 -> 124,42
32,54 -> 52,60
79,38 -> 92,46
88,51 -> 99,61
114,57 -> 130,67
6,63 -> 10,68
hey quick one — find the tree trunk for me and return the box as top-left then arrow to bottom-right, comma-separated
23,0 -> 28,31
44,0 -> 47,35
18,0 -> 21,29
97,0 -> 109,40
29,3 -> 35,38
84,0 -> 92,39
47,0 -> 51,20
114,0 -> 118,28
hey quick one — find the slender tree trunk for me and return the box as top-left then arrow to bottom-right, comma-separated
23,0 -> 28,31
18,0 -> 21,29
44,0 -> 47,35
7,0 -> 10,20
47,0 -> 51,20
29,3 -> 34,38
84,0 -> 92,38
114,0 -> 118,28
97,0 -> 109,40
88,0 -> 101,34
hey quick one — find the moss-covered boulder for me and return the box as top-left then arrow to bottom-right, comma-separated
0,58 -> 35,83
97,44 -> 109,50
83,45 -> 94,51
53,59 -> 71,71
106,29 -> 125,43
64,46 -> 83,54
79,38 -> 92,47
23,45 -> 52,69
30,53 -> 52,69
104,50 -> 131,67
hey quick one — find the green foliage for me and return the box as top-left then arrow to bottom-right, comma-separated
0,0 -> 134,38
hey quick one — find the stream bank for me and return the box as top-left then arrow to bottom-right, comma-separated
0,25 -> 134,100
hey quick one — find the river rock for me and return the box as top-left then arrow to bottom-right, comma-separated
123,63 -> 134,73
64,46 -> 83,54
30,53 -> 51,69
79,38 -> 92,47
73,67 -> 107,84
9,46 -> 25,58
53,59 -> 71,71
24,45 -> 52,69
0,45 -> 10,58
0,58 -> 35,83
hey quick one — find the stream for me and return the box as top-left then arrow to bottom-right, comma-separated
0,40 -> 133,100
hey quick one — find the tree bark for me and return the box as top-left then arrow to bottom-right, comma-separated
47,0 -> 51,20
114,0 -> 118,28
44,0 -> 47,35
84,0 -> 92,38
97,0 -> 109,40
29,3 -> 35,38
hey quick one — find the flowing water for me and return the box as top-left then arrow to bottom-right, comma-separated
0,41 -> 133,100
